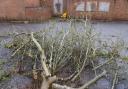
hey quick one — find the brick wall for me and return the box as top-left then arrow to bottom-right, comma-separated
0,0 -> 127,21
0,0 -> 52,21
111,0 -> 128,20
66,0 -> 128,20
0,0 -> 25,19
25,0 -> 40,7
25,7 -> 52,21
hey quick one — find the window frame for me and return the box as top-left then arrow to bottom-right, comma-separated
86,1 -> 98,12
99,2 -> 110,12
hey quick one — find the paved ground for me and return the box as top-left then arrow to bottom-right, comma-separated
93,21 -> 128,43
0,20 -> 128,43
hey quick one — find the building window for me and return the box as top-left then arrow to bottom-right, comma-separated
76,2 -> 85,11
99,2 -> 110,12
86,1 -> 97,11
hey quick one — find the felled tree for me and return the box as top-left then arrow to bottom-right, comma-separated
7,20 -> 117,89
31,31 -> 106,89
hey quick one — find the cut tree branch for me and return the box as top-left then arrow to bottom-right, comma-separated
31,32 -> 51,77
53,70 -> 107,89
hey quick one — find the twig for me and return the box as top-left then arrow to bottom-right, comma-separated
93,57 -> 113,70
71,43 -> 90,81
49,45 -> 53,69
11,44 -> 26,57
14,32 -> 30,38
91,60 -> 97,76
11,36 -> 31,57
111,71 -> 118,89
32,62 -> 38,80
57,71 -> 78,81
59,30 -> 69,49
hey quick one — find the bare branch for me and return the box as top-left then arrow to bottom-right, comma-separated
52,70 -> 107,89
111,71 -> 118,89
91,60 -> 97,76
93,57 -> 113,70
31,32 -> 51,76
41,74 -> 57,89
57,71 -> 78,81
77,70 -> 106,89
53,83 -> 74,89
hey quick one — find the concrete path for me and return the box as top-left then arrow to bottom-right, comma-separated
0,21 -> 127,42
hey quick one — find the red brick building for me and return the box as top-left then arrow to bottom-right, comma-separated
0,0 -> 128,21
66,0 -> 128,20
0,0 -> 52,21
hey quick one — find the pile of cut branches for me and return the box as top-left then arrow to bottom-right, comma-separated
5,21 -> 123,89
